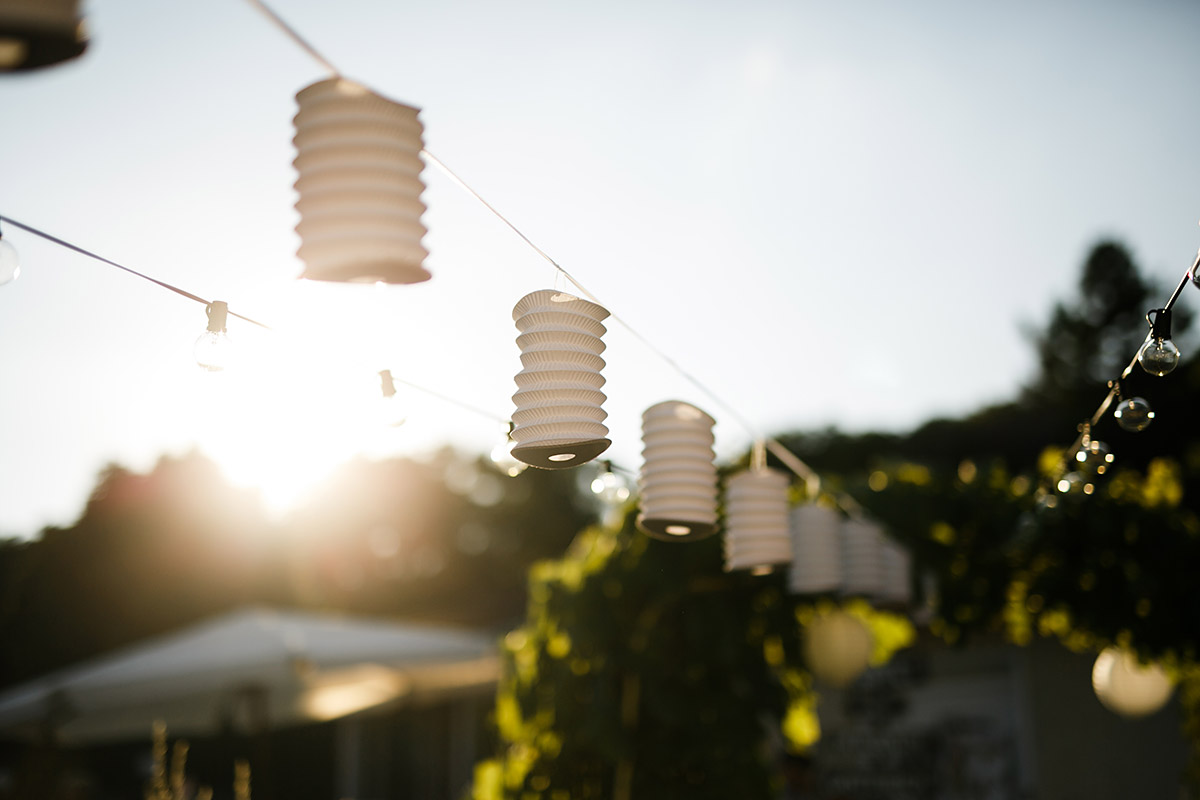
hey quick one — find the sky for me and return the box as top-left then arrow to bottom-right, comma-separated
0,0 -> 1198,537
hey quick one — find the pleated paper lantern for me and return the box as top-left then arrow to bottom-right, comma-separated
840,518 -> 885,597
1092,647 -> 1174,718
877,535 -> 913,607
637,401 -> 718,541
0,0 -> 87,71
724,468 -> 791,571
293,78 -> 430,284
510,290 -> 610,468
789,504 -> 843,594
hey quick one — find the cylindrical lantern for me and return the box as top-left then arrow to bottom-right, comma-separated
637,401 -> 717,542
804,609 -> 874,688
789,504 -> 843,595
1092,646 -> 1174,718
0,0 -> 87,72
510,290 -> 610,469
877,535 -> 913,607
293,78 -> 430,284
841,518 -> 885,597
724,468 -> 791,571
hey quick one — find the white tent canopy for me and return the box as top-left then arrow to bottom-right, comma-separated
0,607 -> 500,744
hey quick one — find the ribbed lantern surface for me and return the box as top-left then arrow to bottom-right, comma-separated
510,290 -> 610,469
877,535 -> 912,606
788,504 -> 843,594
724,468 -> 791,571
293,78 -> 430,284
637,401 -> 717,542
840,518 -> 885,597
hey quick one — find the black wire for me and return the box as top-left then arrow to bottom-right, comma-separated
0,215 -> 272,331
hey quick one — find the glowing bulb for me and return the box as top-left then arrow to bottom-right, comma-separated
590,462 -> 631,505
803,609 -> 874,688
490,424 -> 528,478
0,238 -> 19,285
1092,646 -> 1174,717
376,370 -> 406,428
1075,438 -> 1114,475
1138,308 -> 1180,376
1114,397 -> 1154,432
194,301 -> 232,372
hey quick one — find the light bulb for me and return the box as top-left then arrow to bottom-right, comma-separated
803,610 -> 874,688
1138,338 -> 1180,376
1056,471 -> 1091,496
490,424 -> 527,478
194,301 -> 232,372
590,462 -> 631,505
0,238 -> 20,285
1138,308 -> 1180,376
377,370 -> 406,428
1075,437 -> 1114,475
1092,646 -> 1174,717
1114,397 -> 1154,433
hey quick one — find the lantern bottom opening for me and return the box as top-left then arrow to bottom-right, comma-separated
299,260 -> 431,285
0,22 -> 86,71
512,438 -> 610,470
637,516 -> 717,542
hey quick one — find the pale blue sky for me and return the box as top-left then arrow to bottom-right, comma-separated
1,0 -> 1198,536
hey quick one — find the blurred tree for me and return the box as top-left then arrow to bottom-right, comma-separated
0,449 -> 597,691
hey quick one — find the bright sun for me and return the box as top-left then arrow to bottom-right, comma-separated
187,328 -> 402,516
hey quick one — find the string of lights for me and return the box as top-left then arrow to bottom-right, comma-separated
1049,248 -> 1200,498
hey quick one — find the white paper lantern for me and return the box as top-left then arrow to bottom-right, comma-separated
877,535 -> 913,607
724,468 -> 791,571
804,609 -> 874,688
510,290 -> 610,469
789,504 -> 843,594
0,0 -> 87,71
1092,646 -> 1174,718
637,401 -> 717,541
293,78 -> 430,284
840,518 -> 885,597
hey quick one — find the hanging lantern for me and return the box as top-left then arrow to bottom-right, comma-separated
1092,646 -> 1174,718
637,400 -> 717,541
724,467 -> 791,572
877,535 -> 913,607
789,504 -> 843,595
510,290 -> 610,468
292,78 -> 430,284
840,518 -> 885,597
0,0 -> 87,72
803,608 -> 874,688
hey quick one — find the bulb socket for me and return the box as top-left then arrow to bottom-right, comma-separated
1147,307 -> 1173,341
205,300 -> 229,333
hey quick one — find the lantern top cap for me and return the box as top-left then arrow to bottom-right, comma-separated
512,290 -> 609,323
642,400 -> 715,427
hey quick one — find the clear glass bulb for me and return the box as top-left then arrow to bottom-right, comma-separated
1138,338 -> 1180,376
378,394 -> 406,428
590,469 -> 631,505
0,239 -> 20,285
194,330 -> 233,372
1056,471 -> 1089,495
1114,397 -> 1154,432
490,438 -> 527,478
1075,438 -> 1114,475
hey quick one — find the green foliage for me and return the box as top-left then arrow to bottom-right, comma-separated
475,508 -> 913,800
